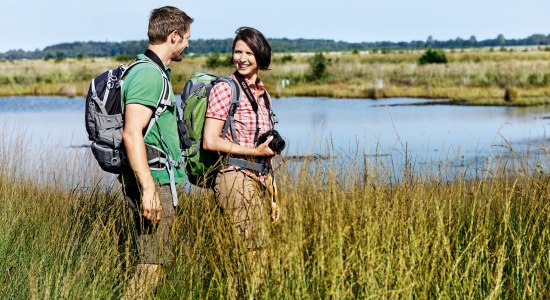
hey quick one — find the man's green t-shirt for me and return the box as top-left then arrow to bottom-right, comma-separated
121,54 -> 184,185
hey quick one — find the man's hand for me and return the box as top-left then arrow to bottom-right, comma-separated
142,188 -> 162,223
123,103 -> 162,223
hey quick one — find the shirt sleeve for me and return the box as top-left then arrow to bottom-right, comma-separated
123,65 -> 164,108
206,82 -> 233,120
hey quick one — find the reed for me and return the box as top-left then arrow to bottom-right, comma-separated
1,49 -> 550,104
0,131 -> 549,299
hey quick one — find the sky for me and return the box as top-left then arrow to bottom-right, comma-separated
2,0 -> 550,52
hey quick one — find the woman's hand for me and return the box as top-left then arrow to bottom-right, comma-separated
254,135 -> 275,157
204,117 -> 277,158
271,201 -> 280,223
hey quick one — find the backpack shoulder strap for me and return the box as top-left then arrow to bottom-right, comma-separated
125,59 -> 171,138
217,76 -> 241,144
122,59 -> 173,160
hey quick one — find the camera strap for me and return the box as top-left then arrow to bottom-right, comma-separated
229,72 -> 278,175
233,71 -> 272,144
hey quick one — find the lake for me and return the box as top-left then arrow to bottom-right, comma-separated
1,96 -> 549,185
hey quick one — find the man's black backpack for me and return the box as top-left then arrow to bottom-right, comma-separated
85,60 -> 170,174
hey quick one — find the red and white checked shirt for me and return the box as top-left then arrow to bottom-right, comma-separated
206,75 -> 274,177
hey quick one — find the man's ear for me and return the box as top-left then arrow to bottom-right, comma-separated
169,30 -> 179,44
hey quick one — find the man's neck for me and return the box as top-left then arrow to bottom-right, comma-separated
147,45 -> 170,66
144,49 -> 165,69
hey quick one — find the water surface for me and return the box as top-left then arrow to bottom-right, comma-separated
1,96 -> 549,183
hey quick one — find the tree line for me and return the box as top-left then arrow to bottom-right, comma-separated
1,33 -> 550,60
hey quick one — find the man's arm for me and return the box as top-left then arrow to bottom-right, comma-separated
122,103 -> 162,222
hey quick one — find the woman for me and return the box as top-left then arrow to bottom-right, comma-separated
203,27 -> 280,273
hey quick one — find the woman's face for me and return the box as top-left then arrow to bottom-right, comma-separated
233,40 -> 258,80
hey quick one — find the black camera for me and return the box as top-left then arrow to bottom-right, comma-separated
257,130 -> 286,154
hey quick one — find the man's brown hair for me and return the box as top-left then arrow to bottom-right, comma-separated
148,6 -> 193,44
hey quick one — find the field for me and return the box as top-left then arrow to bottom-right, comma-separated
0,134 -> 549,299
1,48 -> 550,104
1,48 -> 549,298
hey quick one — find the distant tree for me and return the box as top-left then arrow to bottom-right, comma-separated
43,53 -> 54,61
497,34 -> 506,46
54,51 -> 66,62
418,48 -> 448,65
426,35 -> 434,48
5,33 -> 550,60
453,37 -> 464,48
469,35 -> 477,46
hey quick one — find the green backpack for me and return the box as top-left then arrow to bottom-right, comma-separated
180,72 -> 241,187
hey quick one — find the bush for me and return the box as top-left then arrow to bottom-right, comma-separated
205,53 -> 229,68
418,48 -> 448,65
280,53 -> 294,63
504,87 -> 518,102
114,54 -> 134,62
307,52 -> 331,82
365,87 -> 384,99
0,76 -> 11,85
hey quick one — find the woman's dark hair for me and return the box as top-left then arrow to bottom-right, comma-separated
230,27 -> 271,70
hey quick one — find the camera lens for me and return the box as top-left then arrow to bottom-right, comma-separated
257,130 -> 286,153
271,139 -> 286,153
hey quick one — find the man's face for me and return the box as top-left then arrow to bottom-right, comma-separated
172,29 -> 190,62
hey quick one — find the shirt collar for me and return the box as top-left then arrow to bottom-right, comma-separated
136,52 -> 171,75
242,76 -> 265,93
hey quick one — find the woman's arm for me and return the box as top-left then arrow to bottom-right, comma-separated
202,117 -> 274,157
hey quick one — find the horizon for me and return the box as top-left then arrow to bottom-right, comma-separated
4,32 -> 550,54
2,0 -> 550,52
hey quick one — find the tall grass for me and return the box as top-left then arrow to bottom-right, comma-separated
0,132 -> 549,299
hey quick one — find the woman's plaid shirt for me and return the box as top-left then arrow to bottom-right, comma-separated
205,75 -> 273,177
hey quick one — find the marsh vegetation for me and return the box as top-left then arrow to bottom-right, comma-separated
1,46 -> 550,298
0,133 -> 548,299
1,48 -> 550,105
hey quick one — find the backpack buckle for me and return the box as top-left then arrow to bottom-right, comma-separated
107,74 -> 117,89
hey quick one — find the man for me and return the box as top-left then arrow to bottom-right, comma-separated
120,6 -> 192,298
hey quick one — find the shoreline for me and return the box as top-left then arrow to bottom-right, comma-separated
2,91 -> 549,107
